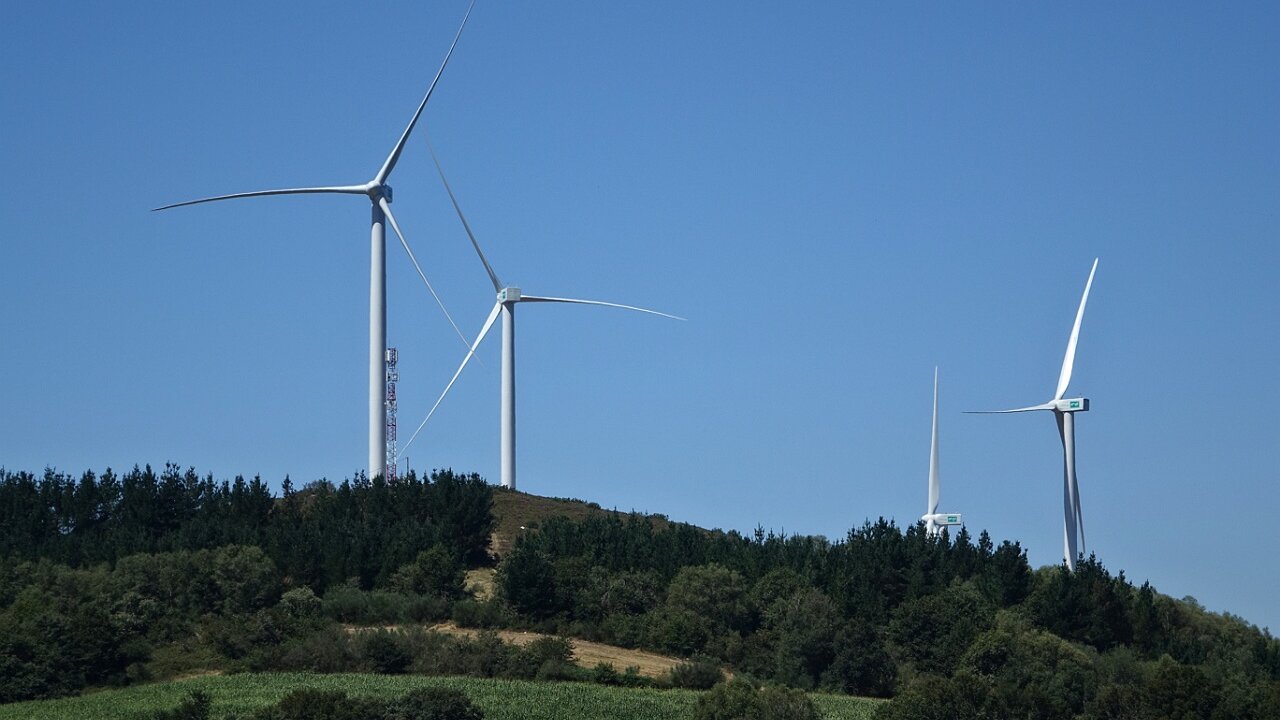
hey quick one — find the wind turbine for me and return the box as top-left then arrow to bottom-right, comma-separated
970,258 -> 1098,571
399,142 -> 683,490
153,3 -> 476,480
922,368 -> 963,537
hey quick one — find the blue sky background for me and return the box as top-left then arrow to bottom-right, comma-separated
2,3 -> 1277,630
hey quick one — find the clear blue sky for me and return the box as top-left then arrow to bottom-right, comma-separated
2,3 -> 1276,630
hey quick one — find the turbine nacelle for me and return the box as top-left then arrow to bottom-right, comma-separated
499,287 -> 522,303
1053,397 -> 1089,413
922,513 -> 962,527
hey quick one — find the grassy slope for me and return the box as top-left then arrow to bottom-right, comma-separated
490,489 -> 604,557
488,488 -> 673,558
0,674 -> 881,720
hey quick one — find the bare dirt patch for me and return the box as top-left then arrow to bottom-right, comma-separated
428,623 -> 681,678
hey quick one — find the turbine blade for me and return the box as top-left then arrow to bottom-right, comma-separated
374,0 -> 475,185
152,185 -> 369,211
928,368 -> 940,516
1053,257 -> 1099,401
399,301 -> 502,456
1074,475 -> 1086,555
379,198 -> 473,353
426,133 -> 502,291
1070,415 -> 1086,555
964,402 -> 1055,414
520,295 -> 686,321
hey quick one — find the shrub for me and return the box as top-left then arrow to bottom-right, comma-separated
451,599 -> 511,629
444,630 -> 514,678
403,630 -> 456,676
620,665 -> 652,688
405,594 -> 452,623
261,626 -> 356,673
670,655 -> 726,690
389,546 -> 466,600
150,690 -> 212,720
366,591 -> 412,623
250,687 -> 380,720
585,660 -> 654,688
535,658 -> 582,682
200,614 -> 253,661
592,662 -> 621,685
755,685 -> 821,720
872,672 -> 990,720
394,686 -> 484,720
360,630 -> 413,675
496,545 -> 559,618
278,587 -> 322,621
693,680 -> 820,720
210,546 -> 282,616
322,586 -> 374,623
598,612 -> 649,648
525,636 -> 574,666
144,641 -> 224,682
693,680 -> 758,720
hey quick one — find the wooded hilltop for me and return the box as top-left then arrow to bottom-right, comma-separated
1,465 -> 1277,719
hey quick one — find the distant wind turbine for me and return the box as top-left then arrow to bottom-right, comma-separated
922,368 -> 963,537
399,141 -> 683,490
969,258 -> 1099,571
153,2 -> 476,480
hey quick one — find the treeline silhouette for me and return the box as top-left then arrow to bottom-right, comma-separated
0,464 -> 493,590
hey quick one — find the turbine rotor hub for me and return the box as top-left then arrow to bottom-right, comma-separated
367,183 -> 392,202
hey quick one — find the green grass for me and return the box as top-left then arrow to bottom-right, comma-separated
0,673 -> 882,720
489,489 -> 676,557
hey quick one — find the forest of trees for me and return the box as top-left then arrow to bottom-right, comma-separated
1,464 -> 1278,719
493,513 -> 1280,718
0,465 -> 496,701
0,464 -> 493,588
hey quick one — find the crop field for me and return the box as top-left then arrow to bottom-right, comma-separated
0,673 -> 882,720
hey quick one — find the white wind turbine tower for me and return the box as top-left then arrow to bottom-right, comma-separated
922,368 -> 963,537
153,3 -> 476,480
399,142 -> 683,490
970,258 -> 1099,571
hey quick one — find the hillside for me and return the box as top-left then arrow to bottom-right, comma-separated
488,488 -> 672,558
2,467 -> 1278,719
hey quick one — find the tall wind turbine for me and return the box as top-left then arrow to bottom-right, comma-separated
922,368 -> 963,537
153,3 -> 476,480
399,142 -> 683,490
970,258 -> 1098,571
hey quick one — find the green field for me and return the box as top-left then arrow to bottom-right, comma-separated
0,673 -> 882,720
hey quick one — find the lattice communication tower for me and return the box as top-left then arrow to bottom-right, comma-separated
385,347 -> 398,481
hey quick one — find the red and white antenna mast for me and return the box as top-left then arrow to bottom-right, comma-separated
385,347 -> 399,481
